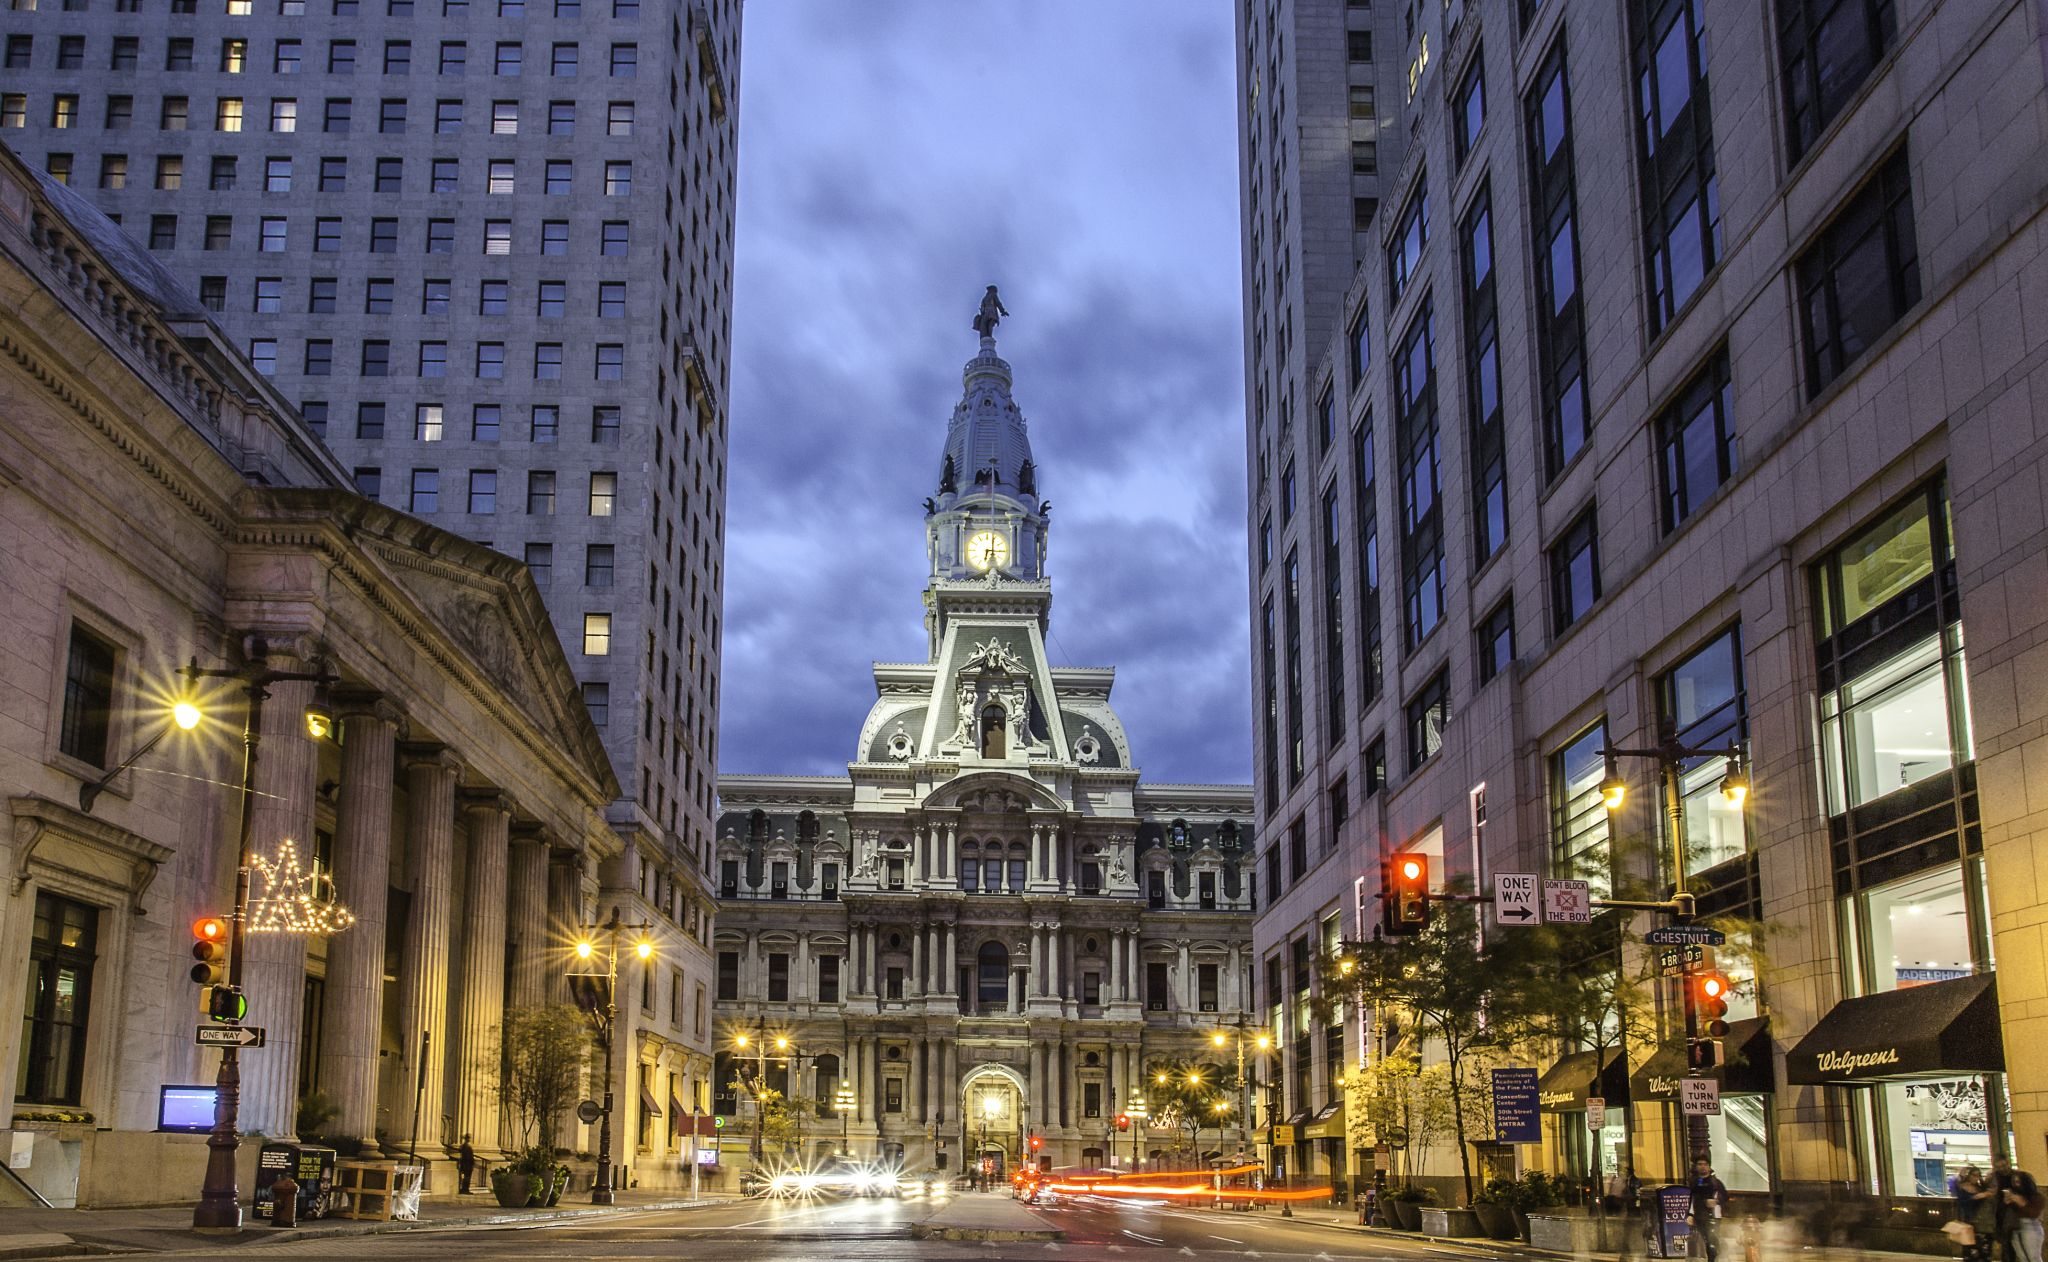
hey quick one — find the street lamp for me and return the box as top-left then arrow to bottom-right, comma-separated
834,1084 -> 856,1156
1600,732 -> 1751,1167
78,683 -> 207,815
188,641 -> 339,1234
1209,1024 -> 1272,1172
569,907 -> 655,1205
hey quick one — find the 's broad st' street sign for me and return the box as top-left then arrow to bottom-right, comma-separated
195,1025 -> 265,1049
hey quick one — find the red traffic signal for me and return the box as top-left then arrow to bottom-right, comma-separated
190,917 -> 229,986
1695,970 -> 1731,1036
1028,1134 -> 1042,1151
1382,854 -> 1429,935
1114,1112 -> 1130,1132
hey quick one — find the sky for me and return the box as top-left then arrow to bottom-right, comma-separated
718,2 -> 1252,786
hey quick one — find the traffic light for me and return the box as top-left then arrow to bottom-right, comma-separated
190,916 -> 236,1020
1028,1133 -> 1042,1152
1114,1112 -> 1130,1132
1383,854 -> 1429,935
209,986 -> 248,1023
1695,970 -> 1732,1037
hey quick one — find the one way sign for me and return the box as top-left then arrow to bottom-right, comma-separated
195,1025 -> 266,1049
1494,873 -> 1539,926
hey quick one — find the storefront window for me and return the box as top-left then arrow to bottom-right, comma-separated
1852,863 -> 1976,994
1821,631 -> 1972,815
1550,722 -> 1611,896
1707,1095 -> 1771,1192
1873,1076 -> 1991,1198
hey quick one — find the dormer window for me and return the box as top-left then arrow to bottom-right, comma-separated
1148,870 -> 1167,909
1079,862 -> 1101,896
770,862 -> 788,899
887,857 -> 905,890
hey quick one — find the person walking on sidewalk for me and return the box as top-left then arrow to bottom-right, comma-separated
1991,1156 -> 2044,1262
1687,1159 -> 1729,1262
457,1137 -> 477,1195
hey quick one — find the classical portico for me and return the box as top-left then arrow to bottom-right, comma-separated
714,298 -> 1254,1174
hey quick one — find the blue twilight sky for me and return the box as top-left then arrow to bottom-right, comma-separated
717,2 -> 1252,786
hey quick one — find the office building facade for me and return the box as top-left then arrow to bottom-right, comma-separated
1240,0 -> 2048,1221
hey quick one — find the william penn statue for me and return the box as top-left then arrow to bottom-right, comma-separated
973,285 -> 1009,339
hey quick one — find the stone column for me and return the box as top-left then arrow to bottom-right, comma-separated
546,854 -> 584,1007
944,924 -> 957,993
319,695 -> 401,1144
390,746 -> 460,1152
456,792 -> 512,1155
1109,934 -> 1122,1001
239,662 -> 320,1139
911,1038 -> 925,1123
506,828 -> 549,1011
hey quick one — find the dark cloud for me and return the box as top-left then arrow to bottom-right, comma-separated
721,2 -> 1250,786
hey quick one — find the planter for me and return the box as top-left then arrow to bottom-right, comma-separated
1472,1202 -> 1519,1240
492,1174 -> 531,1208
545,1171 -> 568,1206
1388,1199 -> 1422,1230
1421,1207 -> 1484,1238
1511,1208 -> 1531,1240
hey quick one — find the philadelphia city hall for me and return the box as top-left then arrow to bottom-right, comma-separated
713,294 -> 1255,1176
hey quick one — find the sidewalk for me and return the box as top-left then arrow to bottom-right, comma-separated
1199,1202 -> 1937,1262
0,1189 -> 734,1259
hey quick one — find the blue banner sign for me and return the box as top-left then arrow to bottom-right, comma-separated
1658,1185 -> 1695,1257
1491,1067 -> 1541,1143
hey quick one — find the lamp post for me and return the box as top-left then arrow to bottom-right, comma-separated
733,1018 -> 770,1167
1598,732 -> 1750,1167
571,908 -> 655,1205
188,640 -> 338,1234
835,1084 -> 856,1156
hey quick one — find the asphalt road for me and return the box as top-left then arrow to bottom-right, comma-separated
159,1192 -> 1511,1261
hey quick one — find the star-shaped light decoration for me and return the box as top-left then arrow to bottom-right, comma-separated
245,838 -> 357,935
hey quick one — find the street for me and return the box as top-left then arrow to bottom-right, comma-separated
154,1193 -> 1486,1261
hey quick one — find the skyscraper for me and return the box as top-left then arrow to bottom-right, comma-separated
1233,0 -> 1399,1194
0,0 -> 738,1066
1239,0 -> 2048,1209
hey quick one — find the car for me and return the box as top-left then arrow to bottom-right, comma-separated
896,1169 -> 951,1198
739,1170 -> 771,1198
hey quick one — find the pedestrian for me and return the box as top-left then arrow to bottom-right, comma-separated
457,1135 -> 476,1195
1991,1155 -> 2044,1262
1948,1166 -> 1990,1262
1688,1158 -> 1729,1262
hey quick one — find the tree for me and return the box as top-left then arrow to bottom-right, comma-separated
1326,898 -> 1552,1204
1141,1058 -> 1240,1159
729,1080 -> 804,1157
501,1004 -> 594,1154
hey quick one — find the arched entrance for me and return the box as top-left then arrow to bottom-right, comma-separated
962,1064 -> 1026,1184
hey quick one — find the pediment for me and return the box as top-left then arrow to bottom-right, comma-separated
236,490 -> 619,801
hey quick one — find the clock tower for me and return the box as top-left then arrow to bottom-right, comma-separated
924,296 -> 1051,654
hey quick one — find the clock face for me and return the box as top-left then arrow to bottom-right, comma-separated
965,530 -> 1010,571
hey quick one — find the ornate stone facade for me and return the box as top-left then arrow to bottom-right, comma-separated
714,314 -> 1255,1176
0,148 -> 715,1205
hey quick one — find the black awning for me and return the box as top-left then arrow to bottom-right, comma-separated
1538,1049 -> 1628,1112
639,1080 -> 663,1117
1786,973 -> 2003,1085
1283,1109 -> 1313,1127
1631,1018 -> 1774,1103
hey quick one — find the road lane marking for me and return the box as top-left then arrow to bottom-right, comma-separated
1208,1234 -> 1245,1244
1122,1229 -> 1166,1244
